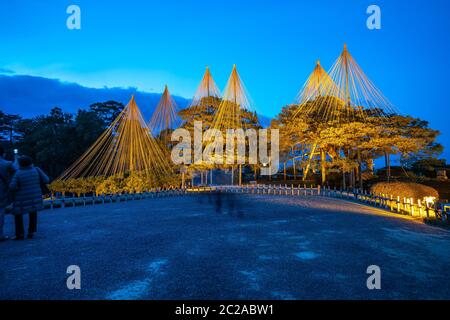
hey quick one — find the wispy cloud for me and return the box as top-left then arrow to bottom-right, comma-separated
0,67 -> 15,74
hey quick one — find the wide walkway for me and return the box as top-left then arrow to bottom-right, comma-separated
1,193 -> 449,299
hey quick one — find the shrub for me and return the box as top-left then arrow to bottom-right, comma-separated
370,182 -> 439,201
48,180 -> 66,196
50,171 -> 181,197
96,175 -> 125,195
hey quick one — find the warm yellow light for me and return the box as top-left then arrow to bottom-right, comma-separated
293,44 -> 398,123
148,85 -> 180,135
423,196 -> 436,207
56,95 -> 174,185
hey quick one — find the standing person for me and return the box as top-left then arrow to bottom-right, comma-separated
0,145 -> 16,241
9,156 -> 49,240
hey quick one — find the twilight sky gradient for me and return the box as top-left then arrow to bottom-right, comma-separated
1,0 -> 449,158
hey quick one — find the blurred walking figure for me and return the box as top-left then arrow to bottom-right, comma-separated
0,145 -> 16,241
9,156 -> 49,240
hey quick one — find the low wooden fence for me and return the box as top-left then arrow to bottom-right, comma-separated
44,189 -> 187,209
43,184 -> 449,224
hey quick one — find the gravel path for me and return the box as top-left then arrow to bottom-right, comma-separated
1,193 -> 449,300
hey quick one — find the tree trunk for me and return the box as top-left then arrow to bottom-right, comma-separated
283,162 -> 286,181
239,164 -> 242,186
231,166 -> 234,185
357,149 -> 363,190
303,143 -> 317,181
385,152 -> 391,182
321,149 -> 326,185
342,171 -> 346,190
348,148 -> 354,189
293,159 -> 296,180
367,158 -> 374,175
182,172 -> 185,189
350,170 -> 354,189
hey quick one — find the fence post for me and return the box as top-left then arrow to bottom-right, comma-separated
426,202 -> 431,219
445,206 -> 450,224
417,199 -> 423,218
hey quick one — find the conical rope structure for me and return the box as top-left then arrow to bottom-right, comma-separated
294,44 -> 397,123
209,65 -> 259,185
211,64 -> 255,131
181,67 -> 222,130
148,85 -> 180,135
294,60 -> 342,107
57,95 -> 173,184
189,66 -> 221,108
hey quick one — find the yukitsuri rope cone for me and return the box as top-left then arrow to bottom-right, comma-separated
57,95 -> 173,186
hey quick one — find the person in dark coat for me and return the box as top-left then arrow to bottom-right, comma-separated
9,156 -> 49,240
0,145 -> 16,241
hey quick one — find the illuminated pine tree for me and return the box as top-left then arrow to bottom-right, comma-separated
294,44 -> 397,123
57,96 -> 173,186
211,64 -> 258,131
210,65 -> 260,185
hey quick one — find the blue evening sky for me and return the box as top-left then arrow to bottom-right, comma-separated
1,0 -> 450,158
